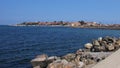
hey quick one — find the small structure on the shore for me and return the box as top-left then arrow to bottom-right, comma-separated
31,36 -> 120,68
71,22 -> 81,27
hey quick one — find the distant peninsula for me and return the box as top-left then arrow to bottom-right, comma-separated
15,21 -> 120,30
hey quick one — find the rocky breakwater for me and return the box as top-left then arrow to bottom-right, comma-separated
31,36 -> 120,68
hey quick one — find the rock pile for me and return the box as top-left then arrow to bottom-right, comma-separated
31,36 -> 120,68
85,36 -> 120,52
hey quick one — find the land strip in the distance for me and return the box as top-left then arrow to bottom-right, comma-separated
16,21 -> 120,30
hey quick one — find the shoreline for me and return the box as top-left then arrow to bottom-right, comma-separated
10,25 -> 120,30
31,36 -> 120,68
71,26 -> 120,30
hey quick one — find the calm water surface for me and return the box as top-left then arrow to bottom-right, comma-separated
0,26 -> 120,68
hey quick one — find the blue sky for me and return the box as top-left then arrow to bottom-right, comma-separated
0,0 -> 120,25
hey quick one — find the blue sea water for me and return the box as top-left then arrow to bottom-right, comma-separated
0,25 -> 120,68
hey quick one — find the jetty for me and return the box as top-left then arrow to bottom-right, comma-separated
31,36 -> 120,68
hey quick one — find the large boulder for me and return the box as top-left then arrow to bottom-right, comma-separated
91,45 -> 101,52
76,49 -> 83,55
47,59 -> 77,68
47,61 -> 63,68
99,41 -> 107,46
64,62 -> 76,68
84,43 -> 93,49
106,44 -> 115,51
48,56 -> 58,61
103,36 -> 115,43
98,37 -> 103,42
80,58 -> 88,65
87,59 -> 95,65
62,53 -> 76,62
92,46 -> 107,52
76,61 -> 85,68
35,54 -> 48,61
114,40 -> 120,50
61,59 -> 69,64
75,55 -> 81,62
94,57 -> 102,62
93,40 -> 100,46
116,40 -> 120,45
31,54 -> 48,68
99,46 -> 106,52
112,37 -> 117,43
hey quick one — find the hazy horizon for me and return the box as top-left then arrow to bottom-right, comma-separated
0,0 -> 120,25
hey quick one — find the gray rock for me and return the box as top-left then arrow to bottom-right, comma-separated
93,40 -> 100,46
77,61 -> 85,68
87,59 -> 95,65
103,36 -> 114,43
92,46 -> 101,52
98,37 -> 103,42
62,53 -> 76,62
35,54 -> 48,61
76,49 -> 83,55
47,62 -> 63,68
107,44 -> 115,51
100,41 -> 107,46
114,44 -> 120,50
116,40 -> 120,45
48,56 -> 57,60
80,58 -> 88,65
99,46 -> 106,52
61,59 -> 69,64
31,54 -> 48,68
96,56 -> 104,62
112,37 -> 117,43
64,62 -> 76,68
84,43 -> 93,49
47,59 -> 76,68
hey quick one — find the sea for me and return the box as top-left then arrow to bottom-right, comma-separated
0,25 -> 120,68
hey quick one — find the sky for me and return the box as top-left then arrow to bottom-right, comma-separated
0,0 -> 120,25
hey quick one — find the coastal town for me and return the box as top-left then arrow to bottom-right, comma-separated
16,21 -> 120,29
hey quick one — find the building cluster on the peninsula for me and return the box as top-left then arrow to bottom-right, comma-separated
16,21 -> 120,29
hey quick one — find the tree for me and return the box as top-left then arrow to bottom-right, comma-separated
78,20 -> 85,25
21,22 -> 27,25
53,21 -> 57,23
59,21 -> 64,25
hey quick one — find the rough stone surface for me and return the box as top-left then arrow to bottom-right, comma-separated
77,62 -> 85,68
32,54 -> 48,62
116,40 -> 120,45
93,40 -> 100,46
107,44 -> 115,51
62,53 -> 76,62
47,62 -> 63,68
64,62 -> 76,68
76,49 -> 83,55
31,36 -> 120,68
31,54 -> 48,68
98,37 -> 102,42
84,43 -> 93,49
